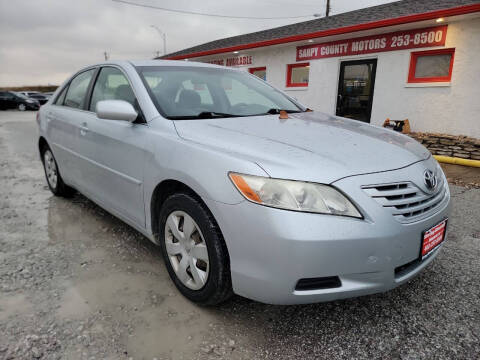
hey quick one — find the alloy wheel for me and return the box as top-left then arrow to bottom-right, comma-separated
44,150 -> 58,189
18,104 -> 26,111
164,211 -> 209,290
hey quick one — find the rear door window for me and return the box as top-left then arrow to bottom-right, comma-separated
64,69 -> 96,109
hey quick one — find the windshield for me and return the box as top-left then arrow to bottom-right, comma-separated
13,92 -> 29,100
137,66 -> 304,119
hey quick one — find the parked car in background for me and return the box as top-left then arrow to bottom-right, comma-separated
18,91 -> 49,105
19,91 -> 41,97
36,60 -> 450,305
43,92 -> 55,99
27,93 -> 49,105
0,91 -> 40,111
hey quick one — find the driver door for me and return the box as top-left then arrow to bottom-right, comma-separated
77,66 -> 147,227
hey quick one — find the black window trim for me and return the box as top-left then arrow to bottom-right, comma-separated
85,67 -> 101,111
54,84 -> 70,106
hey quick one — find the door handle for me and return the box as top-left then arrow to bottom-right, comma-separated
80,122 -> 89,136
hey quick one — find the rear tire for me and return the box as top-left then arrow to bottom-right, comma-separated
158,192 -> 232,305
41,145 -> 75,197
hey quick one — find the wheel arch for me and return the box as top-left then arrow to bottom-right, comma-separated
150,179 -> 225,248
38,136 -> 49,156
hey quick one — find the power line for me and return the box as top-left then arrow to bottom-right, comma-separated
111,0 -> 319,19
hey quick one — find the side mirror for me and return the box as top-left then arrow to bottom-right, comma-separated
96,100 -> 138,122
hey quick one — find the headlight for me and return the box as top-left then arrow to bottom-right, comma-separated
229,173 -> 362,218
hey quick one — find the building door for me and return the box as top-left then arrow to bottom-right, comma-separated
336,59 -> 377,123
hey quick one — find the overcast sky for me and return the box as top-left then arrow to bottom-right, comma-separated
0,0 -> 396,86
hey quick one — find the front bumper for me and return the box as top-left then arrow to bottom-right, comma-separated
26,103 -> 40,110
205,159 -> 451,305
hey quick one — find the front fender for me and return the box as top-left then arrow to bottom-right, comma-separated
143,119 -> 268,234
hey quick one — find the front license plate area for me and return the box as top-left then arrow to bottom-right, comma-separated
421,219 -> 447,259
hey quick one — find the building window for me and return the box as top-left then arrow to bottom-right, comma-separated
286,62 -> 310,87
408,48 -> 455,83
249,67 -> 267,81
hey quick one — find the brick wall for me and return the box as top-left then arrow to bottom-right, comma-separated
409,133 -> 480,160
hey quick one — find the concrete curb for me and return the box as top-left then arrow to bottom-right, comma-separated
434,155 -> 480,168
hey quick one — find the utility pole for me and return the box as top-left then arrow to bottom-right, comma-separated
103,51 -> 109,61
326,0 -> 331,17
150,25 -> 167,55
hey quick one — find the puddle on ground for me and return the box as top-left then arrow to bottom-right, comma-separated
57,268 -> 217,359
1,112 -> 262,359
0,293 -> 33,321
127,295 -> 217,359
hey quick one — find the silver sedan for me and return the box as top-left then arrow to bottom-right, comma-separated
36,60 -> 450,305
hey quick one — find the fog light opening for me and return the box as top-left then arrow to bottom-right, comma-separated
295,276 -> 342,291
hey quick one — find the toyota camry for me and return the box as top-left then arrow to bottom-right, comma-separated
36,60 -> 450,305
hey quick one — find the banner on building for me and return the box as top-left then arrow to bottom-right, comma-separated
296,25 -> 448,61
206,55 -> 253,67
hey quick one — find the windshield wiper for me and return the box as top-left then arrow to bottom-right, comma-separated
168,111 -> 244,120
265,108 -> 303,115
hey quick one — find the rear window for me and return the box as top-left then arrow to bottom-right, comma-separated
64,69 -> 96,109
55,86 -> 68,105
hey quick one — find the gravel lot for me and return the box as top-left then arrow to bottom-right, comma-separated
0,110 -> 479,360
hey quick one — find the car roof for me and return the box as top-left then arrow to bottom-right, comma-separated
64,60 -> 241,86
86,59 -> 233,70
130,59 -> 222,68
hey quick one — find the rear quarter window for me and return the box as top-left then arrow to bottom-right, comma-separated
54,86 -> 68,105
64,69 -> 96,109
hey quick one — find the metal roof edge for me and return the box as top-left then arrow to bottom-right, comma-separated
164,3 -> 480,60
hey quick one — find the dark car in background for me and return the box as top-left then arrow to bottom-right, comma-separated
0,91 -> 40,111
27,93 -> 49,105
19,91 -> 41,97
19,91 -> 49,105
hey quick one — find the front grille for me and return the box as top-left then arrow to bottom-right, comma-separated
363,179 -> 447,222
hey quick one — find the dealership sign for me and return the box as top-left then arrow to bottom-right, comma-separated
296,25 -> 448,61
206,55 -> 253,67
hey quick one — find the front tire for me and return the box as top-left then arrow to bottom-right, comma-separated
158,192 -> 232,305
41,145 -> 75,197
18,103 -> 26,111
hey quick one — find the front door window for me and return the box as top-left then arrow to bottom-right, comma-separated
336,59 -> 377,123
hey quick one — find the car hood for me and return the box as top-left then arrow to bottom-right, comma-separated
173,111 -> 430,183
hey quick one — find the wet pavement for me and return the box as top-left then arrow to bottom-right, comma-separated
0,110 -> 479,359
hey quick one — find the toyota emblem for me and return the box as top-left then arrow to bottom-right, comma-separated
424,169 -> 438,191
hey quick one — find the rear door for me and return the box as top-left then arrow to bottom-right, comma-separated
77,66 -> 147,226
46,68 -> 97,185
